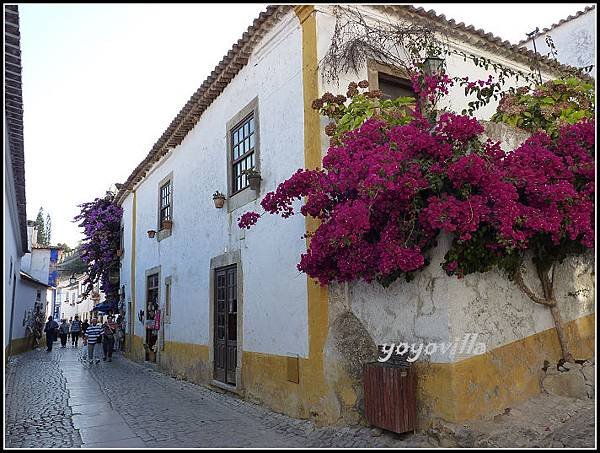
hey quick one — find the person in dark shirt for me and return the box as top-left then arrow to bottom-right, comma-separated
81,319 -> 89,335
59,319 -> 69,348
44,317 -> 59,352
71,316 -> 82,347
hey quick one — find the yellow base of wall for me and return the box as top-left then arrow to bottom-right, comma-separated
7,336 -> 41,357
125,334 -> 145,362
417,313 -> 595,427
121,314 -> 594,430
158,341 -> 210,385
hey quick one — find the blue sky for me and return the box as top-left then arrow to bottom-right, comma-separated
18,3 -> 595,247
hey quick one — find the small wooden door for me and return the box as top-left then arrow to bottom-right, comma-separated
214,266 -> 237,385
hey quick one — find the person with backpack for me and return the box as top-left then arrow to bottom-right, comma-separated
71,315 -> 82,347
43,316 -> 59,352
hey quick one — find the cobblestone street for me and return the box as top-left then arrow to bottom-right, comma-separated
5,347 -> 435,448
5,347 -> 596,448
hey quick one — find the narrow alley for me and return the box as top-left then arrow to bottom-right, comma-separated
4,347 -> 435,448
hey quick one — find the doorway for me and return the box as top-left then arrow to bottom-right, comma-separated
145,273 -> 159,362
214,265 -> 237,385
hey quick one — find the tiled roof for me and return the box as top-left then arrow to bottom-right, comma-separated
115,4 -> 593,204
518,5 -> 596,45
377,5 -> 594,80
5,5 -> 29,251
20,271 -> 52,288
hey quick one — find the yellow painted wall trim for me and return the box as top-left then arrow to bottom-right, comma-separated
417,312 -> 595,427
7,337 -> 35,357
294,5 -> 315,25
293,4 -> 332,419
129,190 -> 137,351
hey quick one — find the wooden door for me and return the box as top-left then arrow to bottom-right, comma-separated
214,266 -> 237,385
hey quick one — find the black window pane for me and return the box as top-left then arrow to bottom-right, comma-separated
378,73 -> 415,100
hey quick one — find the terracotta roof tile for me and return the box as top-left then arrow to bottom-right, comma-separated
377,5 -> 594,80
115,5 -> 291,204
116,4 -> 593,204
518,5 -> 596,45
4,5 -> 28,251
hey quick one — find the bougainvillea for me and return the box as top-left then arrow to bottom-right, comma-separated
239,76 -> 594,360
73,193 -> 123,306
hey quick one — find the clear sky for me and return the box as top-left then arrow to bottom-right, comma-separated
18,3 -> 595,247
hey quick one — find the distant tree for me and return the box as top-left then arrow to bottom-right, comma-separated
56,243 -> 72,253
45,213 -> 52,246
35,207 -> 46,246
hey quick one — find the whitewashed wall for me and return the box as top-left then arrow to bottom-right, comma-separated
524,10 -> 596,78
120,10 -> 310,358
26,249 -> 51,285
11,281 -> 39,341
314,6 -> 592,364
4,188 -> 23,346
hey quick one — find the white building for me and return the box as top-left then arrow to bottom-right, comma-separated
520,5 -> 596,78
56,272 -> 105,323
116,5 -> 594,428
4,6 -> 52,357
19,221 -> 63,320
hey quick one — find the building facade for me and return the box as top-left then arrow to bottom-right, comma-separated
520,5 -> 596,79
4,5 -> 48,358
56,272 -> 106,323
116,5 -> 594,427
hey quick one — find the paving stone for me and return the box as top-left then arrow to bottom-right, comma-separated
6,347 -> 594,448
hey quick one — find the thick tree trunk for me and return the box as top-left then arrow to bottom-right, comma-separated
549,304 -> 574,363
537,264 -> 574,363
514,264 -> 574,362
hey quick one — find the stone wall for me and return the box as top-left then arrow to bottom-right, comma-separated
321,122 -> 595,428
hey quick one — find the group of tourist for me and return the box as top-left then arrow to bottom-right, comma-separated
43,314 -> 125,363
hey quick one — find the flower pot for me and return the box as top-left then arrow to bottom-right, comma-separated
213,197 -> 226,209
248,174 -> 261,191
147,230 -> 156,238
162,219 -> 173,230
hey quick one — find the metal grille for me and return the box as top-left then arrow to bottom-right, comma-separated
231,114 -> 255,193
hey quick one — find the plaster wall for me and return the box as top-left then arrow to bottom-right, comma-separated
11,281 -> 41,342
524,10 -> 596,78
28,249 -> 51,284
4,188 -> 22,349
120,10 -> 309,358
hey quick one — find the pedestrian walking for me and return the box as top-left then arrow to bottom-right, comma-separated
43,317 -> 59,352
113,316 -> 124,352
102,315 -> 117,362
67,317 -> 73,343
71,315 -> 82,347
83,317 -> 103,364
81,318 -> 89,335
59,319 -> 69,348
